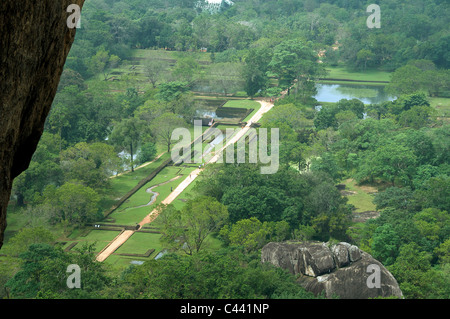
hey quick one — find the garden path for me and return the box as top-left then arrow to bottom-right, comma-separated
96,99 -> 275,262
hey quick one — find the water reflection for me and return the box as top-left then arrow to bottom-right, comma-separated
315,83 -> 396,104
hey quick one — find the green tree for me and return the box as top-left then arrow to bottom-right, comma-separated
12,160 -> 63,207
335,110 -> 358,127
305,178 -> 352,241
336,99 -> 365,119
389,242 -> 445,299
221,185 -> 290,224
195,163 -> 312,228
207,62 -> 243,96
6,243 -> 111,299
110,117 -> 143,172
172,56 -> 201,84
373,187 -> 415,211
5,244 -> 61,298
386,65 -> 428,96
371,223 -> 401,266
356,49 -> 375,70
87,47 -> 120,80
37,243 -> 110,299
366,102 -> 391,120
44,182 -> 101,226
413,208 -> 449,242
243,47 -> 271,98
356,141 -> 417,186
398,105 -> 435,129
57,68 -> 87,92
415,175 -> 450,212
60,142 -> 119,189
160,196 -> 229,255
434,239 -> 450,264
156,81 -> 190,102
11,132 -> 63,204
143,59 -> 169,88
396,92 -> 430,111
314,104 -> 339,130
150,112 -> 186,152
310,152 -> 342,181
269,39 -> 325,89
137,142 -> 157,164
220,217 -> 289,252
3,227 -> 56,257
115,247 -> 318,299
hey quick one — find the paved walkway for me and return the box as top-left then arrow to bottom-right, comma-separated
96,230 -> 135,262
96,100 -> 274,262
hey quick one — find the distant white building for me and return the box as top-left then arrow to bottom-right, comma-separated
195,0 -> 234,14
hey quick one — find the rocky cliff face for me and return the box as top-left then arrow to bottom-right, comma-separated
0,1 -> 84,249
261,241 -> 403,299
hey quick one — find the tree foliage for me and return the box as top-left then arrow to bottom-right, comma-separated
113,247 -> 319,299
159,196 -> 229,255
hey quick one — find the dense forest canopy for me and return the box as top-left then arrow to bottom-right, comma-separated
1,0 -> 449,300
66,0 -> 449,78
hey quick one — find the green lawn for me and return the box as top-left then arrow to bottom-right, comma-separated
108,165 -> 197,225
116,165 -> 186,211
223,100 -> 260,109
4,209 -> 29,236
133,49 -> 211,63
429,97 -> 450,118
63,229 -> 122,253
170,176 -> 200,211
98,152 -> 171,213
342,179 -> 377,213
114,231 -> 162,256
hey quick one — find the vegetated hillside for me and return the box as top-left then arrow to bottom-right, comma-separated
1,0 -> 448,300
68,0 -> 449,77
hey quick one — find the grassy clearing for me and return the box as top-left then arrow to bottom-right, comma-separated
107,206 -> 149,226
223,100 -> 260,109
114,231 -> 162,255
203,233 -> 224,251
117,165 -> 185,210
133,49 -> 211,63
4,209 -> 28,236
98,152 -> 171,213
78,229 -> 121,243
342,178 -> 377,213
108,165 -> 197,225
63,229 -> 122,253
170,176 -> 200,211
429,97 -> 450,118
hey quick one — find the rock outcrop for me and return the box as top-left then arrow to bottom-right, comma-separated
261,241 -> 403,299
0,1 -> 84,248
